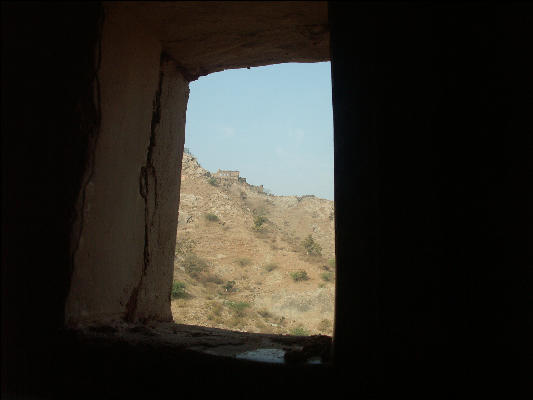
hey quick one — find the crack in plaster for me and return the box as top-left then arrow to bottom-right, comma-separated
126,54 -> 165,322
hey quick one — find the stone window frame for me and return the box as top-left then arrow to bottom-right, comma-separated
63,1 -> 334,368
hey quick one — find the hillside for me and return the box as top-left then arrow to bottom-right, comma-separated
172,152 -> 335,336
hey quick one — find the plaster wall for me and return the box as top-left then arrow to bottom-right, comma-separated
133,59 -> 189,322
66,6 -> 188,324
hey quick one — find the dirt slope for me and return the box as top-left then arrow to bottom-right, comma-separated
172,153 -> 335,336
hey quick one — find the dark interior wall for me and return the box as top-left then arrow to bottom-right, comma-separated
1,1 -> 103,395
330,2 -> 531,396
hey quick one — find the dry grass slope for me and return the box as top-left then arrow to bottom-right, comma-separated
172,153 -> 335,336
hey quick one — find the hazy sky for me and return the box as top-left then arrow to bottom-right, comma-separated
184,61 -> 334,200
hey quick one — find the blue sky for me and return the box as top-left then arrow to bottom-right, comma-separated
184,61 -> 334,200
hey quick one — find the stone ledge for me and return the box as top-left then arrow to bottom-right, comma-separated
68,321 -> 333,365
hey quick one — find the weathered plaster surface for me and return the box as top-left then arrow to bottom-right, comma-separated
66,6 -> 163,325
129,58 -> 189,322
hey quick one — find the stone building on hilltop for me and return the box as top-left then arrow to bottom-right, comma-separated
214,169 -> 241,181
213,169 -> 267,193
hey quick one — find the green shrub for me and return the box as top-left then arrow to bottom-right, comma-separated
235,258 -> 252,267
171,281 -> 187,299
225,300 -> 251,317
263,262 -> 278,272
291,270 -> 309,282
321,272 -> 334,282
223,280 -> 236,292
208,177 -> 218,186
205,213 -> 219,222
182,253 -> 209,277
253,215 -> 268,230
290,326 -> 309,336
328,258 -> 335,269
302,234 -> 322,256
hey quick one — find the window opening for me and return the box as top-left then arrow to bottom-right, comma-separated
172,62 -> 335,337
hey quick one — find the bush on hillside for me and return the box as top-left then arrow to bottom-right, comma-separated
182,253 -> 209,278
171,281 -> 187,299
290,326 -> 310,336
302,234 -> 322,256
291,270 -> 309,282
205,213 -> 219,222
321,272 -> 334,282
223,280 -> 236,292
263,262 -> 278,272
253,215 -> 268,231
225,300 -> 251,317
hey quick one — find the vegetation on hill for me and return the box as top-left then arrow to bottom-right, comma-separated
302,234 -> 322,256
172,153 -> 335,336
291,270 -> 310,282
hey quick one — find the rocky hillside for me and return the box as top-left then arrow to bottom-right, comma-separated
172,152 -> 335,336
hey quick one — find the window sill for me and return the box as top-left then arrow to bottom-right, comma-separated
67,321 -> 333,366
